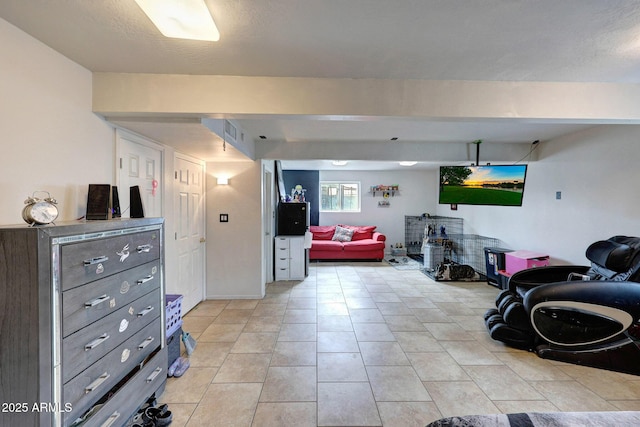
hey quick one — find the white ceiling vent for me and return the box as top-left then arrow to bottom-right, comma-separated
224,119 -> 237,144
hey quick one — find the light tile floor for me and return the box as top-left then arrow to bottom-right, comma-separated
160,261 -> 640,426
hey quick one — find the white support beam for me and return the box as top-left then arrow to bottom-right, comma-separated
93,73 -> 640,122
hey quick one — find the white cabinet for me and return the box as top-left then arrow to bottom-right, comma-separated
275,235 -> 306,280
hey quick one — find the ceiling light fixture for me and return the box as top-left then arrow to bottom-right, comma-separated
399,161 -> 417,166
332,161 -> 348,166
135,0 -> 220,41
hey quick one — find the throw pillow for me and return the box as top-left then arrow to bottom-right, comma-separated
339,225 -> 376,241
310,225 -> 336,240
332,225 -> 354,242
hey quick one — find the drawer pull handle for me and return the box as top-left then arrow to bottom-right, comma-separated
85,294 -> 110,308
146,366 -> 162,383
101,411 -> 120,427
137,306 -> 154,317
137,244 -> 153,253
137,275 -> 154,285
84,256 -> 109,265
138,336 -> 155,350
85,333 -> 109,351
85,372 -> 110,394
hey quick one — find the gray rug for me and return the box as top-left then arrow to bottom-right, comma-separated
426,411 -> 640,426
384,256 -> 423,270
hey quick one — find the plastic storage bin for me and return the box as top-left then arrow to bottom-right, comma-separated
423,244 -> 444,272
505,250 -> 549,275
484,247 -> 513,288
166,294 -> 183,337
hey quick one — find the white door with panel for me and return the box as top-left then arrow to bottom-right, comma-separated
116,131 -> 163,218
174,155 -> 206,313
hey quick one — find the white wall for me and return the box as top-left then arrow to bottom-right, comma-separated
205,159 -> 264,298
436,125 -> 640,264
319,169 -> 438,250
0,18 -> 114,225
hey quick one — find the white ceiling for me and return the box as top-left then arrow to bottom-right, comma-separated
2,0 -> 639,168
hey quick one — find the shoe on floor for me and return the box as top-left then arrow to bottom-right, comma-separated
172,356 -> 190,378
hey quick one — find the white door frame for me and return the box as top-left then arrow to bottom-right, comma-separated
262,161 -> 275,289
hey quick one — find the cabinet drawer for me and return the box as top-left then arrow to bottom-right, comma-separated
274,237 -> 289,249
63,321 -> 162,424
275,257 -> 290,269
275,267 -> 290,281
63,289 -> 161,383
74,347 -> 167,427
60,230 -> 160,290
62,260 -> 161,337
275,246 -> 290,257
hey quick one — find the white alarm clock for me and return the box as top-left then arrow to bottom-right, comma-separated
22,191 -> 59,225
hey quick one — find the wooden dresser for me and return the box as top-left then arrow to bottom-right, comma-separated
0,218 -> 167,427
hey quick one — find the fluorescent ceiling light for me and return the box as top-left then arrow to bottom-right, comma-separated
399,161 -> 417,166
135,0 -> 220,41
332,161 -> 348,166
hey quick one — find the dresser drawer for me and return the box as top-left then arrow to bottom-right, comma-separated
63,321 -> 162,424
275,245 -> 290,258
62,260 -> 161,338
60,230 -> 161,290
275,257 -> 290,269
63,289 -> 161,383
76,347 -> 167,427
275,237 -> 290,249
275,267 -> 290,281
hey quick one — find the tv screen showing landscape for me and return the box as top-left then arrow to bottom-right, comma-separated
439,165 -> 527,206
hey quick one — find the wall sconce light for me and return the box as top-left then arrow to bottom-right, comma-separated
217,177 -> 229,185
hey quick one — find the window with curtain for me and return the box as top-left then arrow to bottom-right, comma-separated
320,181 -> 360,212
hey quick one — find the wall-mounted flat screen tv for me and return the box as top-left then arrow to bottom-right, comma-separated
439,164 -> 528,206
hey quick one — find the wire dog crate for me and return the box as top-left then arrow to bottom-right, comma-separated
404,215 -> 463,256
446,234 -> 500,277
405,216 -> 500,281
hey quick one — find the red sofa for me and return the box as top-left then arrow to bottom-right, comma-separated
309,225 -> 386,261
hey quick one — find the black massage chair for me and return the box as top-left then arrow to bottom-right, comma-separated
485,236 -> 640,375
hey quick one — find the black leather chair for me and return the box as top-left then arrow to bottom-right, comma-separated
484,236 -> 640,375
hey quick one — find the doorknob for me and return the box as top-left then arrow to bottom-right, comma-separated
200,237 -> 206,243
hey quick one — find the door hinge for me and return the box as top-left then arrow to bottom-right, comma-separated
175,232 -> 177,240
119,158 -> 123,169
175,171 -> 178,179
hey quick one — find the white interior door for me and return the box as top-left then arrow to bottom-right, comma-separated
174,155 -> 206,313
116,131 -> 163,218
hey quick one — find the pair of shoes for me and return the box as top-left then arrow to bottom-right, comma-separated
167,356 -> 190,377
143,403 -> 173,426
139,396 -> 157,412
